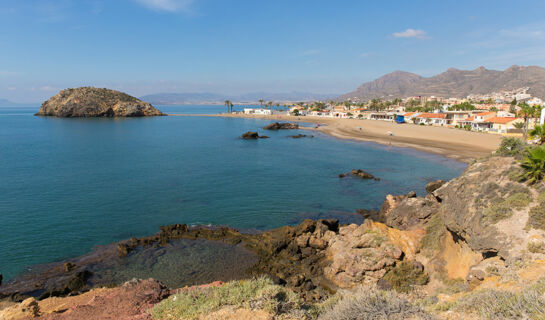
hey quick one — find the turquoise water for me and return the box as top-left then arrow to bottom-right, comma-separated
0,105 -> 465,280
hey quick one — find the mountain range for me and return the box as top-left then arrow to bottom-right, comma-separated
339,65 -> 545,101
140,91 -> 335,105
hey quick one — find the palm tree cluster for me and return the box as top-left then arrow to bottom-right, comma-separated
224,100 -> 234,113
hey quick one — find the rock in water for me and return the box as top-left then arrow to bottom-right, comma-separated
35,87 -> 164,117
241,132 -> 269,139
263,122 -> 299,130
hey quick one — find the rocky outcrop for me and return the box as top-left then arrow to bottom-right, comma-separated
263,122 -> 299,130
425,180 -> 445,193
434,156 -> 542,261
35,87 -> 164,117
339,169 -> 378,180
0,279 -> 169,320
377,194 -> 441,230
323,220 -> 424,289
241,132 -> 269,139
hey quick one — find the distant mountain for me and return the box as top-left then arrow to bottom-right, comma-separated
140,92 -> 335,105
339,65 -> 545,101
0,98 -> 16,106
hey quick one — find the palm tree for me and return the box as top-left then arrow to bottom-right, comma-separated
229,102 -> 234,113
521,145 -> 545,184
224,100 -> 231,113
258,99 -> 264,108
530,124 -> 545,144
519,102 -> 534,141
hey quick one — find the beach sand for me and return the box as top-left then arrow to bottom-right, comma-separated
170,113 -> 503,162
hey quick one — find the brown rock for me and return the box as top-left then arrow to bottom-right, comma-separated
425,180 -> 445,193
35,87 -> 164,117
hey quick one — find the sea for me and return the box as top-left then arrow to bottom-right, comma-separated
0,105 -> 466,282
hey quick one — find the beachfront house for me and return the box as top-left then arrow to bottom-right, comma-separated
369,112 -> 396,121
487,117 -> 524,134
444,111 -> 472,126
310,110 -> 331,117
413,113 -> 448,126
243,108 -> 272,115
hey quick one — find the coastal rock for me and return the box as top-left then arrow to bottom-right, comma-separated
378,194 -> 440,230
0,279 -> 170,320
241,132 -> 269,139
35,87 -> 164,117
351,169 -> 375,179
263,122 -> 299,130
288,134 -> 313,139
323,220 -> 424,289
425,180 -> 445,193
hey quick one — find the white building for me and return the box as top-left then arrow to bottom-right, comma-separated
243,108 -> 272,115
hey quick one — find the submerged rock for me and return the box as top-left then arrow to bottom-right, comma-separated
241,132 -> 269,139
263,122 -> 299,130
288,134 -> 313,139
351,169 -> 375,179
35,87 -> 164,117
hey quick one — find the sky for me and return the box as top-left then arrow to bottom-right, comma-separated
1,0 -> 545,102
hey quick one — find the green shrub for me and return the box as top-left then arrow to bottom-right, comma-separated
504,193 -> 532,209
482,192 -> 532,224
452,279 -> 545,319
538,190 -> 545,204
496,137 -> 526,158
421,214 -> 446,257
483,203 -> 513,224
318,287 -> 433,320
527,205 -> 545,231
383,261 -> 429,293
527,241 -> 545,253
150,277 -> 300,320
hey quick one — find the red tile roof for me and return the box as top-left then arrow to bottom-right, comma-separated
486,117 -> 519,124
417,113 -> 447,119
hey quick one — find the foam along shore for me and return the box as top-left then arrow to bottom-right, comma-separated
169,113 -> 503,162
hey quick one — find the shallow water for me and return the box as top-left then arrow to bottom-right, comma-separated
0,105 -> 466,280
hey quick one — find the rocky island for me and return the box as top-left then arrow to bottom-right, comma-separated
35,87 -> 164,117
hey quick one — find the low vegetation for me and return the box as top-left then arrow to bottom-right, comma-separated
527,205 -> 545,230
496,137 -> 527,158
446,279 -> 545,319
150,277 -> 302,320
421,213 -> 446,257
383,261 -> 429,293
482,192 -> 532,224
527,240 -> 545,254
318,287 -> 433,320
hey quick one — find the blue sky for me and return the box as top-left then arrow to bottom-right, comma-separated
1,0 -> 545,102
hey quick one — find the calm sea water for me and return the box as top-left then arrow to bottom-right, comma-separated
0,105 -> 466,280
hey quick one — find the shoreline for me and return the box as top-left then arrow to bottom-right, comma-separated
169,113 -> 503,163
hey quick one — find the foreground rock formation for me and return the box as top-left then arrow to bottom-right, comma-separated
35,87 -> 164,117
3,154 -> 545,319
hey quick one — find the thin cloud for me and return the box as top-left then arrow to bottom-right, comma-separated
300,49 -> 319,57
360,52 -> 373,58
133,0 -> 195,12
392,29 -> 428,39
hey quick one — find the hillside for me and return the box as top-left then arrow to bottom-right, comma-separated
340,65 -> 545,101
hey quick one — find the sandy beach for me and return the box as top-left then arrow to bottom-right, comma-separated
170,113 -> 503,162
